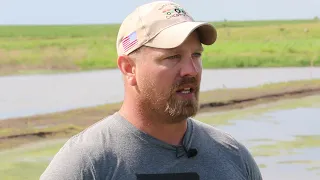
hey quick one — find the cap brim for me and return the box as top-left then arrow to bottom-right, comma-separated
144,21 -> 217,49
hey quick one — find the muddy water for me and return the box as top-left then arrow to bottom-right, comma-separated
1,67 -> 320,120
196,95 -> 320,180
1,95 -> 320,180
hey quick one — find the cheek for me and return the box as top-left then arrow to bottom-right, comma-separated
137,62 -> 177,93
137,67 -> 157,89
145,71 -> 174,93
155,71 -> 176,92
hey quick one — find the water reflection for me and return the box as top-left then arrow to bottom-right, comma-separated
196,96 -> 320,180
222,108 -> 320,142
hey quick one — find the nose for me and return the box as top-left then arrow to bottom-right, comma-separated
180,57 -> 200,77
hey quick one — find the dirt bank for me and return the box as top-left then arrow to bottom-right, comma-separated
1,79 -> 320,150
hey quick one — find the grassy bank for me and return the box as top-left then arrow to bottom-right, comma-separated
1,79 -> 320,151
0,19 -> 319,75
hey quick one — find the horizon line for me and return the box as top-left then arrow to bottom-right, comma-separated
0,17 -> 318,26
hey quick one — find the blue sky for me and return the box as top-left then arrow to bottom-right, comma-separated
1,0 -> 319,25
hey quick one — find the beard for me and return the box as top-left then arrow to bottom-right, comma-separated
140,76 -> 200,124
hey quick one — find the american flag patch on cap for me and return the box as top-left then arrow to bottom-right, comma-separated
122,31 -> 138,52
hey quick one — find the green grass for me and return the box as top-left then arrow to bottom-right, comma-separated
0,19 -> 319,75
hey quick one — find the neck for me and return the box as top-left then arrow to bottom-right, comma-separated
119,98 -> 188,146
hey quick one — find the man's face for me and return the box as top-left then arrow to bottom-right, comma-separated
135,31 -> 203,123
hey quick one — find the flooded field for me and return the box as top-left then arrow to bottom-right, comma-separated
196,95 -> 320,180
1,95 -> 319,180
1,67 -> 319,120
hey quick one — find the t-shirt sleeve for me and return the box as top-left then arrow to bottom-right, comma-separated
39,144 -> 97,180
238,142 -> 263,180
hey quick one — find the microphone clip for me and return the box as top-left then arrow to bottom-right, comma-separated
186,148 -> 198,158
176,146 -> 198,158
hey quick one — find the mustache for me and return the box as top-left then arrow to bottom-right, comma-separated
172,76 -> 198,89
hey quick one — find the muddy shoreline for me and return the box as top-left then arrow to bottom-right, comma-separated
199,87 -> 320,112
1,79 -> 320,150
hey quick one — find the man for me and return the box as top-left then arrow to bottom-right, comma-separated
40,1 -> 262,180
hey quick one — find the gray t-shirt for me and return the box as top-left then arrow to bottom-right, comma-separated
40,112 -> 262,180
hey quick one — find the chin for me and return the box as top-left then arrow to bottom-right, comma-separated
165,100 -> 199,119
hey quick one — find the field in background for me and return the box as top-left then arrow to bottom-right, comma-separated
0,19 -> 319,75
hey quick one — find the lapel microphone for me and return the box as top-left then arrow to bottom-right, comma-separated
186,148 -> 198,158
176,146 -> 198,158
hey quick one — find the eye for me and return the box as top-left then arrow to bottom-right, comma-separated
192,52 -> 202,58
167,54 -> 181,60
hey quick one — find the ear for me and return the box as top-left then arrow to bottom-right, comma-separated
117,55 -> 137,86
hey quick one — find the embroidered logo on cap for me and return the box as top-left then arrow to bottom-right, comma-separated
158,3 -> 191,19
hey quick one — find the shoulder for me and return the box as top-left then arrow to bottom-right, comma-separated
40,113 -> 121,179
58,112 -> 124,158
190,118 -> 263,179
61,112 -> 119,151
190,118 -> 241,151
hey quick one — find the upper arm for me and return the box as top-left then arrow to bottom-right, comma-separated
238,143 -> 263,180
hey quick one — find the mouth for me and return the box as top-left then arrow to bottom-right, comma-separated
176,87 -> 194,94
175,85 -> 198,99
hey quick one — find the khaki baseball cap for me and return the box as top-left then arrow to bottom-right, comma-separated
116,1 -> 217,56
